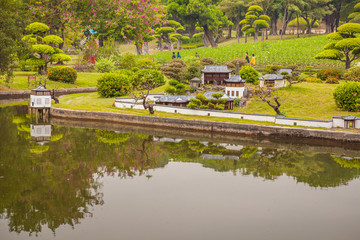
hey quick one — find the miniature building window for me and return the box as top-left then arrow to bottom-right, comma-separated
37,98 -> 42,105
236,91 -> 239,97
232,91 -> 234,96
45,98 -> 50,105
265,80 -> 275,87
293,122 -> 297,126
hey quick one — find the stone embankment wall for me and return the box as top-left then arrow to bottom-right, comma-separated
0,87 -> 97,100
50,107 -> 360,143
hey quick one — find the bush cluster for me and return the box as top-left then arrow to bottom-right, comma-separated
240,66 -> 259,84
187,93 -> 226,110
343,67 -> 360,82
333,81 -> 360,112
265,65 -> 283,74
95,58 -> 116,73
200,57 -> 215,66
316,69 -> 343,81
97,72 -> 131,97
47,66 -> 77,83
161,59 -> 186,81
325,77 -> 339,84
165,79 -> 186,95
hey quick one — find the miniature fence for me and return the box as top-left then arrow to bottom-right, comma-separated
115,97 -> 359,129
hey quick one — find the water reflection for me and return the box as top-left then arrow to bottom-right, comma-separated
0,105 -> 360,236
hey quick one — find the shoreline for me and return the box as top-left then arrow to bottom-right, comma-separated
50,107 -> 360,143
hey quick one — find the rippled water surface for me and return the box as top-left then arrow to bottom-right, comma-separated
1,105 -> 360,240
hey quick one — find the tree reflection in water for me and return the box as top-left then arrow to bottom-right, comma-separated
0,105 -> 359,235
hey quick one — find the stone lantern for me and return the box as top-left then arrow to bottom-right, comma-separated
190,77 -> 201,90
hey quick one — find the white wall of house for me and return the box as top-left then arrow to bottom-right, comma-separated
259,79 -> 287,88
225,87 -> 245,98
30,95 -> 51,108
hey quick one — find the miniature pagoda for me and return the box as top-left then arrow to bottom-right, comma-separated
224,62 -> 246,98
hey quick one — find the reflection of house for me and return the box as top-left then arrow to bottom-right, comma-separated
259,68 -> 292,88
155,92 -> 235,110
201,154 -> 239,161
30,124 -> 51,143
201,65 -> 232,85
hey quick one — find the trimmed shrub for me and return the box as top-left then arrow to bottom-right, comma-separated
132,69 -> 165,88
180,61 -> 201,83
97,72 -> 131,97
223,62 -> 235,73
168,79 -> 179,86
200,57 -> 215,66
119,53 -> 136,69
240,66 -> 260,85
343,66 -> 360,82
214,104 -> 225,110
95,58 -> 116,73
265,65 -> 283,74
136,58 -> 159,70
333,81 -> 360,112
316,69 -> 343,81
231,59 -> 248,68
161,59 -> 186,80
48,66 -> 77,83
325,77 -> 339,84
306,77 -> 322,83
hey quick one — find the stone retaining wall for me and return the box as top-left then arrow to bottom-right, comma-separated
0,87 -> 97,100
50,107 -> 360,143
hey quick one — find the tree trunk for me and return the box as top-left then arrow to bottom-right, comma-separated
163,34 -> 174,51
99,36 -> 104,47
203,25 -> 217,47
203,34 -> 209,47
59,28 -> 65,50
189,25 -> 196,37
158,37 -> 163,52
297,15 -> 300,38
270,13 -> 278,35
262,31 -> 264,41
245,32 -> 247,43
143,42 -> 149,55
135,43 -> 143,55
228,25 -> 232,38
254,29 -> 258,42
177,39 -> 181,50
266,28 -> 268,40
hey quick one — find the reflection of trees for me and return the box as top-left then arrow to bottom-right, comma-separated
159,139 -> 360,188
333,157 -> 360,169
0,106 -> 168,235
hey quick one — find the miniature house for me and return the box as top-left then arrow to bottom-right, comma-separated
224,62 -> 246,98
259,68 -> 293,88
30,85 -> 51,108
201,65 -> 233,85
190,77 -> 201,90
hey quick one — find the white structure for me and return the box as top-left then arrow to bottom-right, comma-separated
225,75 -> 246,98
333,115 -> 360,129
30,85 -> 51,108
259,68 -> 293,88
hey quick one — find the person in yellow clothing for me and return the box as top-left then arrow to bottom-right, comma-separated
250,54 -> 256,66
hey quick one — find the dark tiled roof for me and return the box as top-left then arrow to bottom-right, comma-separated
201,65 -> 232,73
278,68 -> 293,75
258,74 -> 283,80
343,115 -> 357,120
224,75 -> 245,83
155,95 -> 194,103
32,85 -> 51,92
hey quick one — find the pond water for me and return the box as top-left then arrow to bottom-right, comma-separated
1,105 -> 360,240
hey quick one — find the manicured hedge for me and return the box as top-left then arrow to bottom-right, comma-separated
48,66 -> 77,83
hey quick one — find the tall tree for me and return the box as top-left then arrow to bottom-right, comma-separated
218,0 -> 249,43
299,0 -> 334,36
240,5 -> 270,42
315,23 -> 360,69
0,0 -> 28,80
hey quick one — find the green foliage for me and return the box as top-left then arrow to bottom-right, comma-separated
25,22 -> 49,33
316,69 -> 343,81
265,65 -> 283,74
95,58 -> 116,73
119,53 -> 136,70
187,102 -> 198,109
211,93 -> 223,99
161,59 -> 186,81
97,72 -> 131,97
214,104 -> 225,110
231,59 -> 248,68
168,79 -> 179,86
132,69 -> 165,89
240,66 -> 259,84
43,35 -> 63,44
333,81 -> 360,111
234,98 -> 240,106
136,58 -> 159,70
165,79 -> 186,95
180,61 -> 201,83
325,77 -> 339,84
343,66 -> 360,81
48,66 -> 77,84
51,53 -> 71,62
337,23 -> 360,34
32,44 -> 55,54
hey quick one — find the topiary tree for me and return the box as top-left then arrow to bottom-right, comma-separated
161,59 -> 187,81
240,66 -> 260,84
348,2 -> 360,23
240,5 -> 270,42
315,23 -> 360,69
22,22 -> 71,75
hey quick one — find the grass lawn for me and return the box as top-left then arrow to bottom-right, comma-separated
53,80 -> 360,132
238,82 -> 360,120
1,71 -> 101,91
148,34 -> 346,69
